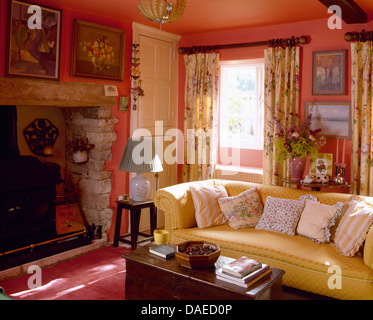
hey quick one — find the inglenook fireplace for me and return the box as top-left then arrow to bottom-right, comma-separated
0,78 -> 118,270
0,106 -> 89,270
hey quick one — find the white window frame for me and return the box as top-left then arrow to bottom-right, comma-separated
219,59 -> 264,150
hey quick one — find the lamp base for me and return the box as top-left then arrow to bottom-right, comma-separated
130,173 -> 150,201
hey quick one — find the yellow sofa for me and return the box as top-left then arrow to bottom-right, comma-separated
154,179 -> 373,300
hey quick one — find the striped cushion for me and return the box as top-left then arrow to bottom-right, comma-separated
333,200 -> 373,256
190,185 -> 228,228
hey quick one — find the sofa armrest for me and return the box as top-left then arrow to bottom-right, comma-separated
153,189 -> 178,240
364,224 -> 373,269
154,180 -> 215,238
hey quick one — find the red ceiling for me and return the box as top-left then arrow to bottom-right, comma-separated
46,0 -> 373,35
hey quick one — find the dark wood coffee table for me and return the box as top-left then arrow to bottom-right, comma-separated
122,244 -> 285,300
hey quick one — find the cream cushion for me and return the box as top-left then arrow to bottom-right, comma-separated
297,199 -> 340,243
190,185 -> 228,228
333,199 -> 373,256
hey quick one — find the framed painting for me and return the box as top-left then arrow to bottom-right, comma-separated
6,0 -> 62,80
305,101 -> 351,139
71,20 -> 126,81
310,153 -> 333,177
312,50 -> 346,95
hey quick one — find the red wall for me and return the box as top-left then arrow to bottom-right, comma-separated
0,0 -> 132,241
178,17 -> 373,187
3,0 -> 373,241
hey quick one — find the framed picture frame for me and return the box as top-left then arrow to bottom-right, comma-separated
6,0 -> 62,80
305,101 -> 351,139
71,19 -> 126,81
312,50 -> 346,95
310,153 -> 333,177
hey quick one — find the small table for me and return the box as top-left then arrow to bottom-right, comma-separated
113,200 -> 156,250
282,179 -> 351,191
123,244 -> 285,300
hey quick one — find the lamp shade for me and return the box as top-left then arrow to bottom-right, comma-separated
119,137 -> 163,201
119,137 -> 163,174
138,0 -> 186,24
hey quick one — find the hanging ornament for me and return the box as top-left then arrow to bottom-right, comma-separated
130,43 -> 144,111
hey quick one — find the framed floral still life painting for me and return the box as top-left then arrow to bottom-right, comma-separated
6,0 -> 62,80
312,50 -> 346,95
71,20 -> 126,81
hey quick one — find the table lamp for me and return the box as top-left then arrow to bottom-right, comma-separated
119,137 -> 163,201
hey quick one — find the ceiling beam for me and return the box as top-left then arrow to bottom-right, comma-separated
318,0 -> 367,24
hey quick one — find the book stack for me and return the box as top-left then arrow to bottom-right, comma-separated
216,256 -> 271,289
149,245 -> 175,259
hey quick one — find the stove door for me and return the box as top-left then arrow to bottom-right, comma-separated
0,187 -> 56,252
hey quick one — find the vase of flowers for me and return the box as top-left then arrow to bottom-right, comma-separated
68,136 -> 95,164
272,113 -> 326,181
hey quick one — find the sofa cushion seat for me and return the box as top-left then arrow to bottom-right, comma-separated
172,224 -> 373,299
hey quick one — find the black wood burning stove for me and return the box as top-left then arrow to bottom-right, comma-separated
0,106 -> 89,269
0,106 -> 59,253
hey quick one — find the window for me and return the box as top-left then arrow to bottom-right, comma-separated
219,59 -> 264,150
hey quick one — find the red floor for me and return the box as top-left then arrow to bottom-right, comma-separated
0,246 -> 130,300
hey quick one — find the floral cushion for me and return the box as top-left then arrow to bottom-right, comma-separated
218,188 -> 263,229
255,196 -> 305,235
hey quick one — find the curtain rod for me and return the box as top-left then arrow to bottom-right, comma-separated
344,30 -> 373,42
178,35 -> 309,54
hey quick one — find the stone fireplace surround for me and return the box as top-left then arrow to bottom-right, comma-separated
63,106 -> 117,239
0,78 -> 118,241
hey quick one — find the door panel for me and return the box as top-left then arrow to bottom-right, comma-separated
158,85 -> 171,121
137,35 -> 175,131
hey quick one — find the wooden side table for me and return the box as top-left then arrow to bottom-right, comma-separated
282,179 -> 351,192
113,199 -> 156,250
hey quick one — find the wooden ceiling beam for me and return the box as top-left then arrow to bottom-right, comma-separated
318,0 -> 367,24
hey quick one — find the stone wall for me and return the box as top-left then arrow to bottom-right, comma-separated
62,106 -> 117,240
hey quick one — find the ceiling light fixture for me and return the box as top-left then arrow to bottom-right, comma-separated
138,0 -> 186,28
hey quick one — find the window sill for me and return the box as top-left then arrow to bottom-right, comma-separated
216,164 -> 263,174
214,165 -> 263,184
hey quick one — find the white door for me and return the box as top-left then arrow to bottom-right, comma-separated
137,36 -> 174,130
132,23 -> 180,230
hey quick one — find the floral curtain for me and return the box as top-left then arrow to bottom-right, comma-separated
182,52 -> 220,182
350,40 -> 373,196
263,45 -> 300,185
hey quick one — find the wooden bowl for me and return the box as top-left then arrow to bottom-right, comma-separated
175,241 -> 220,269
